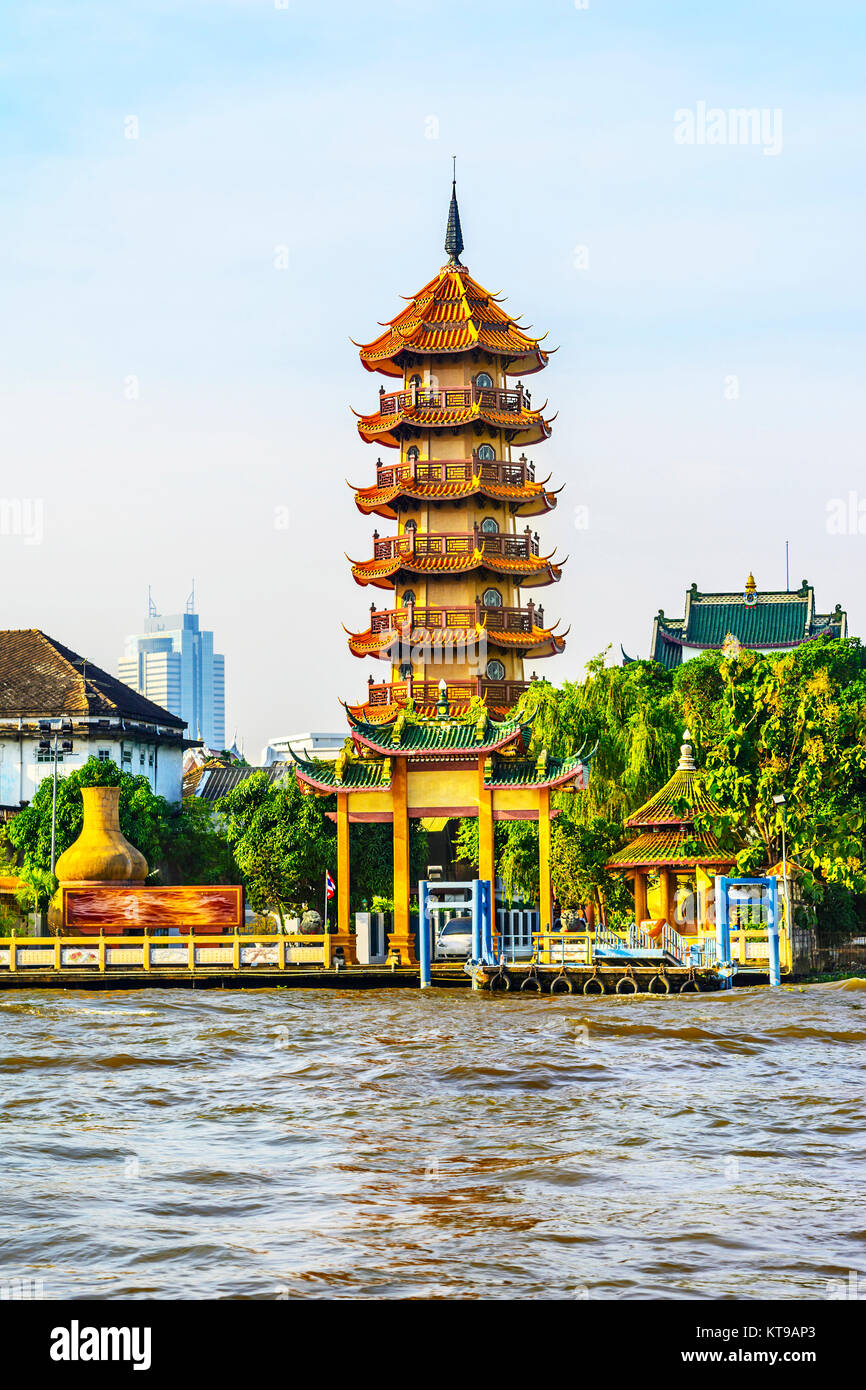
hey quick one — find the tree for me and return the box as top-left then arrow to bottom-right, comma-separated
217,770 -> 334,925
6,757 -> 233,889
456,656 -> 682,916
676,639 -> 866,894
8,757 -> 171,877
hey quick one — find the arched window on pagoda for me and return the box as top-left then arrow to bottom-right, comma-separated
482,588 -> 502,608
486,659 -> 506,681
402,589 -> 416,607
406,446 -> 419,463
404,519 -> 417,533
409,373 -> 421,388
477,444 -> 495,462
480,517 -> 499,535
475,372 -> 493,389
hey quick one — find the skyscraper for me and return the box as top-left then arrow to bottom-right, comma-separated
119,593 -> 226,751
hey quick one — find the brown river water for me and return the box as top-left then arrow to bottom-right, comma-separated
1,981 -> 864,1300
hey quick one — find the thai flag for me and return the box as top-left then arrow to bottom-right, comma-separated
325,871 -> 336,900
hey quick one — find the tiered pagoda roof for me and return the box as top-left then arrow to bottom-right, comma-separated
349,534 -> 563,590
606,733 -> 740,871
354,265 -> 552,380
355,387 -> 553,449
351,459 -> 560,521
345,616 -> 566,662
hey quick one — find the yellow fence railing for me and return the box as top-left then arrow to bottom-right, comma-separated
0,933 -> 339,974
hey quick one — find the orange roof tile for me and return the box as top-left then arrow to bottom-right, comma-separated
355,266 -> 552,378
356,397 -> 553,449
352,476 -> 559,520
348,546 -> 563,591
345,622 -> 566,661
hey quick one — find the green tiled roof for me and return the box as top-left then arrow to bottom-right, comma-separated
347,708 -> 534,756
606,827 -> 736,869
650,583 -> 846,669
483,750 -> 587,789
289,750 -> 391,792
687,597 -> 807,647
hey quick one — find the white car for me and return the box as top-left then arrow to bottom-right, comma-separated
434,917 -> 473,960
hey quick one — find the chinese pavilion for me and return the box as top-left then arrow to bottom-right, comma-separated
605,731 -> 740,934
641,575 -> 847,671
291,181 -> 588,963
346,174 -> 566,720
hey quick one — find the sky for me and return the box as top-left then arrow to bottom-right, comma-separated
1,0 -> 864,757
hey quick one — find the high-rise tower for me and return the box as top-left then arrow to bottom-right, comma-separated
346,180 -> 565,721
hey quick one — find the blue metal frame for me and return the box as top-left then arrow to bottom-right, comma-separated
714,875 -> 780,987
417,879 -> 495,988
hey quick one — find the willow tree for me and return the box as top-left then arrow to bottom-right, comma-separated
456,651 -> 682,914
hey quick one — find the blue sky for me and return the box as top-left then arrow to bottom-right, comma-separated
2,0 -> 864,753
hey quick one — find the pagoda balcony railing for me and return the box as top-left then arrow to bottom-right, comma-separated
374,452 -> 536,490
365,676 -> 534,710
368,600 -> 546,636
377,382 -> 531,418
371,525 -> 541,563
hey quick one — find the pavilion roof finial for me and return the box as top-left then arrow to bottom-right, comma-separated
444,157 -> 464,266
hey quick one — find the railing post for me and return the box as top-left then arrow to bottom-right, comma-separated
188,932 -> 196,972
9,929 -> 16,974
142,927 -> 151,972
98,929 -> 106,974
233,933 -> 240,970
54,928 -> 62,972
279,935 -> 286,971
323,933 -> 332,969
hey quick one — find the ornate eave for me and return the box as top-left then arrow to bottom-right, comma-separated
351,476 -> 560,520
605,828 -> 737,871
354,265 -> 552,380
345,621 -> 566,662
348,546 -> 563,591
346,707 -> 533,758
355,398 -> 553,449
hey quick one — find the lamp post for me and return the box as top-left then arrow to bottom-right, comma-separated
38,719 -> 73,875
772,792 -> 792,950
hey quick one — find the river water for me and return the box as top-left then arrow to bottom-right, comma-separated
1,981 -> 864,1300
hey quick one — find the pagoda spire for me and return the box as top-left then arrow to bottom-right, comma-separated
444,158 -> 464,265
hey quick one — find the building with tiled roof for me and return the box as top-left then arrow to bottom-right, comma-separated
345,175 -> 566,723
0,629 -> 193,810
647,575 -> 847,671
606,732 -> 741,935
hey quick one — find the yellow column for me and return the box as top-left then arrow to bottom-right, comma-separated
388,757 -> 416,963
478,758 -> 494,888
538,786 -> 552,932
633,869 -> 648,927
331,793 -> 357,965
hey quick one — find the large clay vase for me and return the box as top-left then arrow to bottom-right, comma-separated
49,787 -> 148,931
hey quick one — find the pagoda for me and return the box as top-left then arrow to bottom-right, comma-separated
605,731 -> 741,934
346,176 -> 566,721
290,181 -> 589,964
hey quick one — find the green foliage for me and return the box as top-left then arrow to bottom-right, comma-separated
6,757 -> 233,890
217,770 -> 334,923
679,639 -> 866,892
161,797 -> 236,885
8,757 -> 170,878
216,768 -> 428,918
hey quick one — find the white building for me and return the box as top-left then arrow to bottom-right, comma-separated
260,731 -> 345,765
119,603 -> 225,751
0,630 -> 193,809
